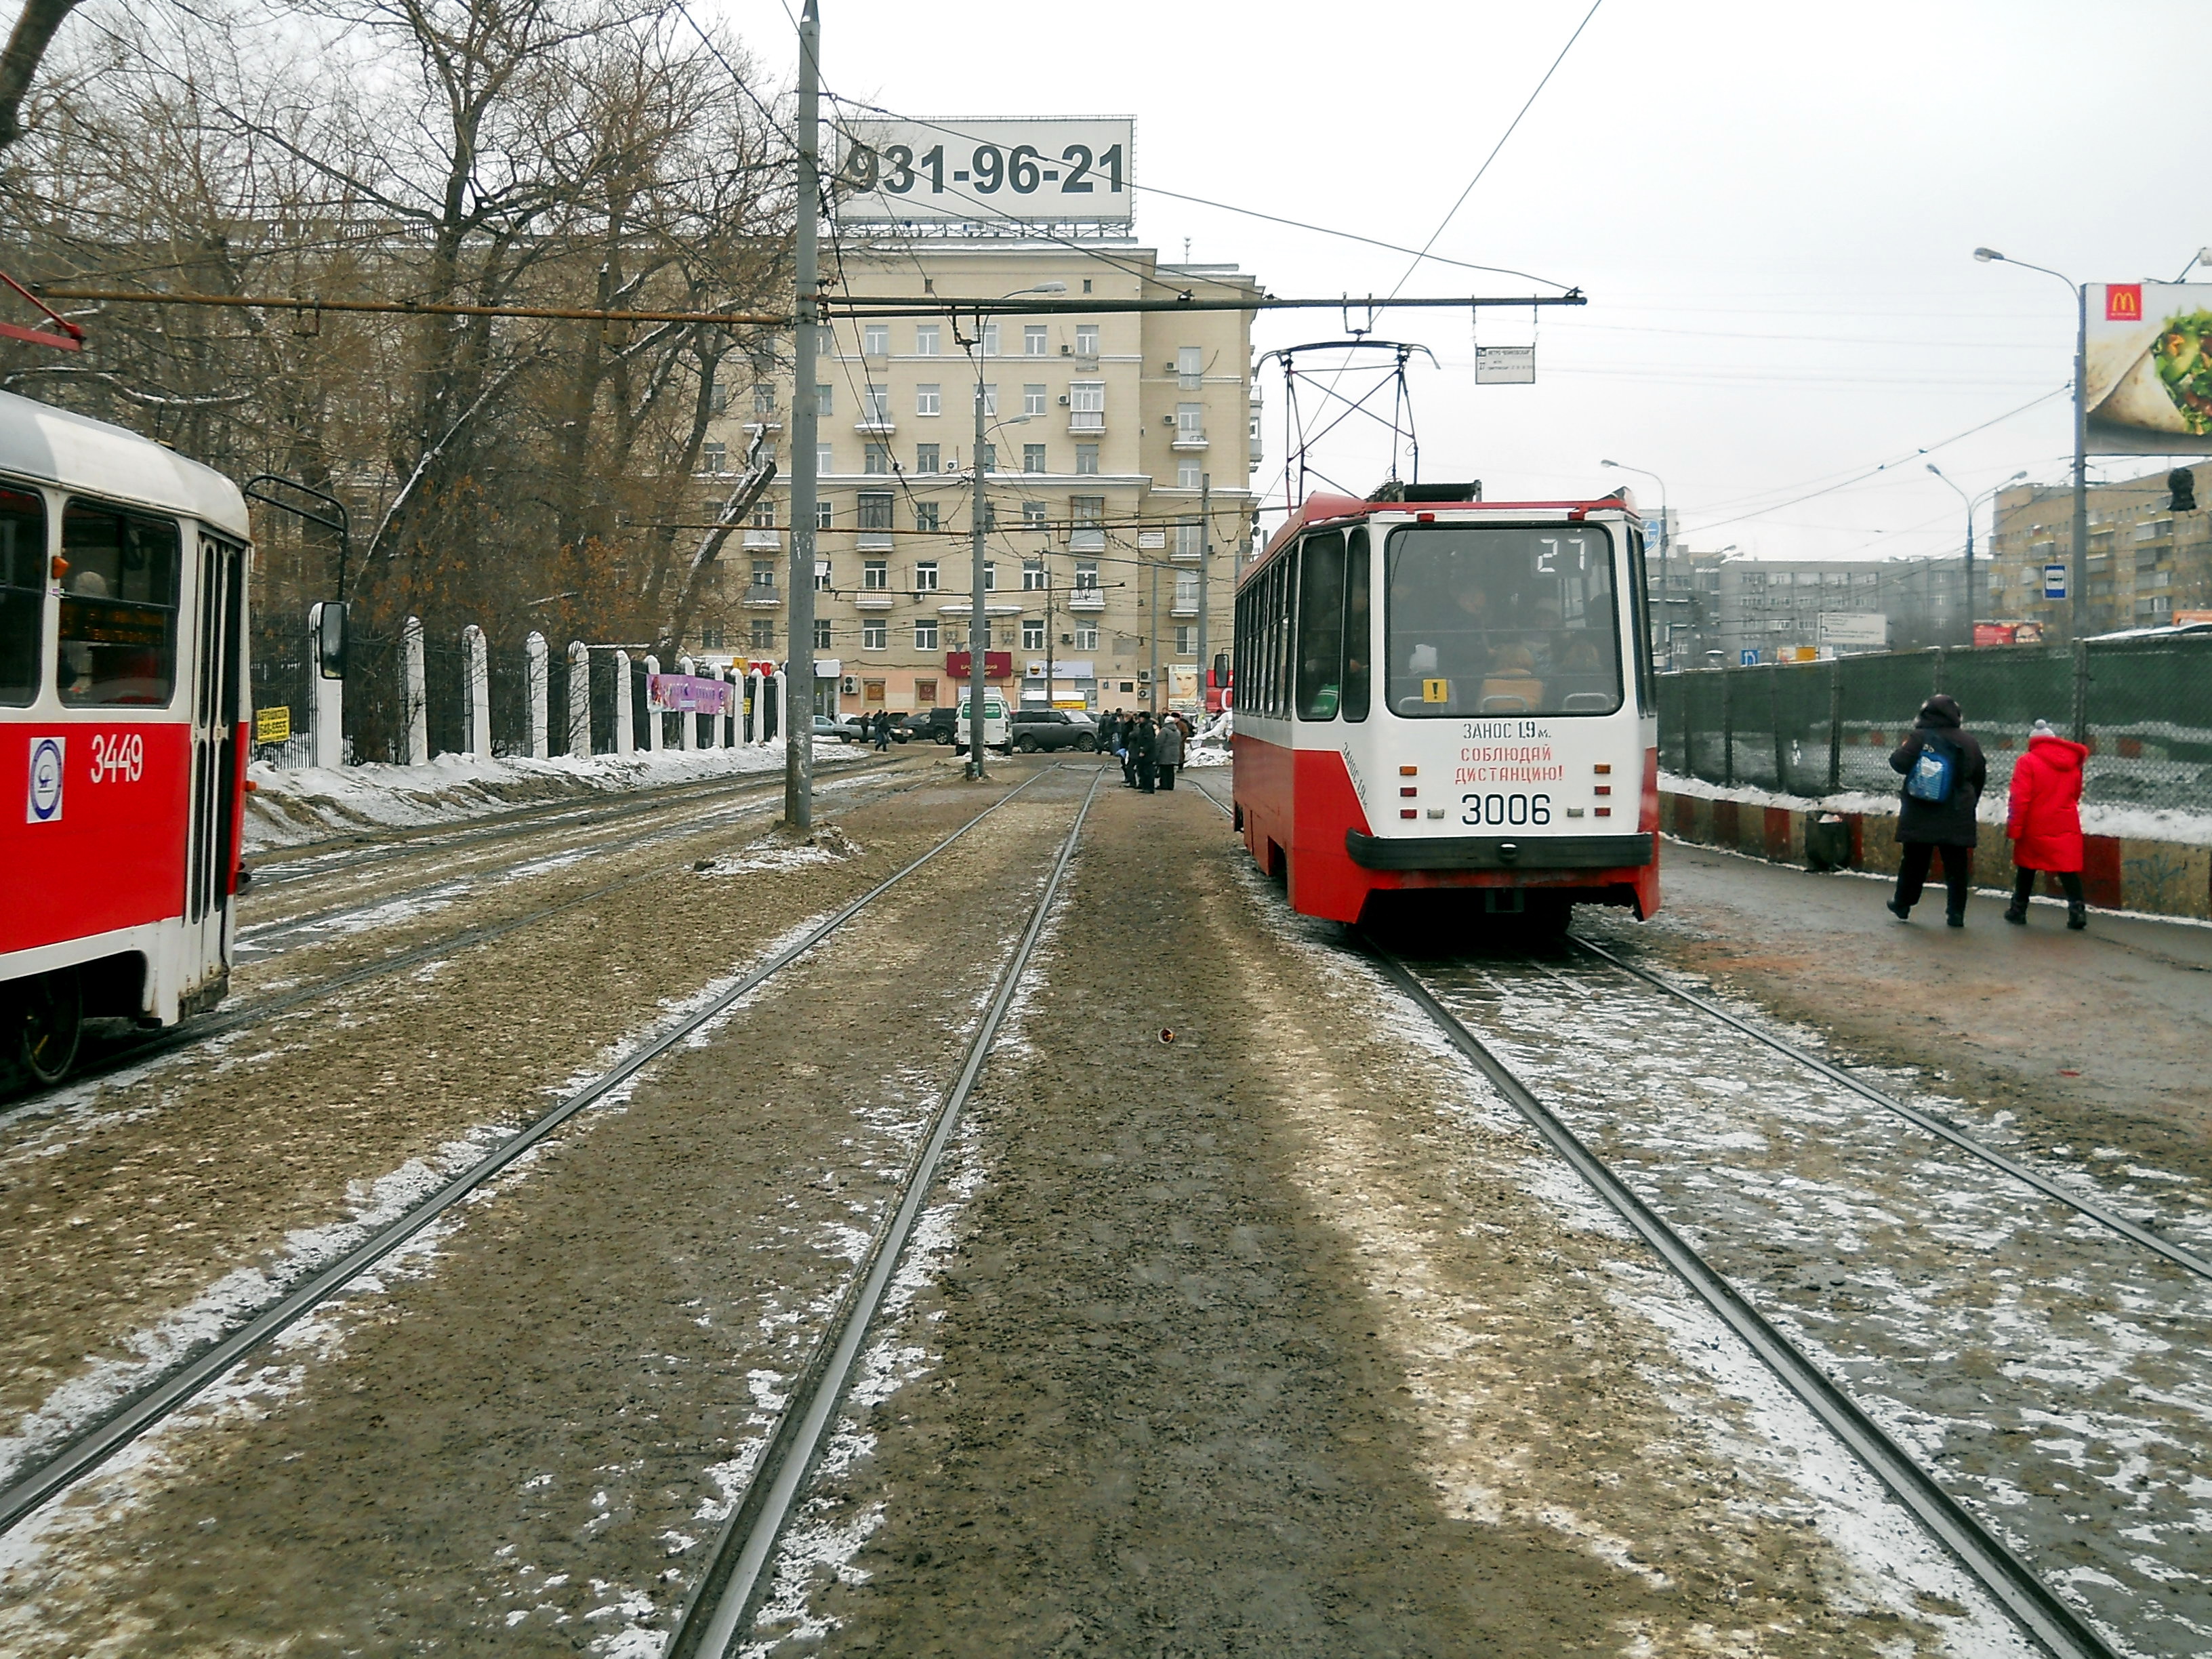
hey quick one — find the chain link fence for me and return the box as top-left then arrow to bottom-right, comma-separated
1660,634 -> 2212,817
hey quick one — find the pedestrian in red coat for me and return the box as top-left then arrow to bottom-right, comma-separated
2005,718 -> 2088,930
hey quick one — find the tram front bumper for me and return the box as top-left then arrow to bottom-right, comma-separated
1344,830 -> 1655,872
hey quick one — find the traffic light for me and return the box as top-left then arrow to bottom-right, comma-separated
2171,468 -> 2198,512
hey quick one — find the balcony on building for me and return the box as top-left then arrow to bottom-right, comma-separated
743,590 -> 782,610
1170,600 -> 1200,618
1171,427 -> 1208,451
743,528 -> 781,550
1067,588 -> 1105,612
937,600 -> 1023,617
855,592 -> 895,611
858,531 -> 895,552
855,417 -> 895,435
1069,411 -> 1104,434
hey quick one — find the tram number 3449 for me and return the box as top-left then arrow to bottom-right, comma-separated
89,731 -> 146,783
1460,792 -> 1550,827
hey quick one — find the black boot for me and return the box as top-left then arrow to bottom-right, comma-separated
2004,899 -> 2028,925
1887,898 -> 1912,922
2068,901 -> 2087,931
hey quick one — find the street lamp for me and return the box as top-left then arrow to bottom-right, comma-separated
1975,247 -> 2087,638
960,281 -> 1066,777
1601,460 -> 1671,668
1925,464 -> 2028,645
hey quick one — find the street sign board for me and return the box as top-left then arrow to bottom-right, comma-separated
1739,649 -> 1761,666
2043,564 -> 2069,600
1817,611 -> 1888,647
2086,283 -> 2212,455
253,705 -> 291,743
835,119 -> 1134,227
1473,346 -> 1535,384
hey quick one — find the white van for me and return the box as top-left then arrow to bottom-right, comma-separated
954,693 -> 1010,752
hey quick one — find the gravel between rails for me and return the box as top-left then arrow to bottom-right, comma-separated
0,764 -> 1102,1654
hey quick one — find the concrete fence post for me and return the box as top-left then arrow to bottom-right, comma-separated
462,624 -> 491,756
2071,638 -> 2091,745
613,650 -> 634,756
642,654 -> 664,752
567,641 -> 591,758
401,615 -> 429,766
307,602 -> 344,768
676,655 -> 696,751
525,632 -> 549,758
1719,667 -> 1734,788
1826,658 -> 1843,795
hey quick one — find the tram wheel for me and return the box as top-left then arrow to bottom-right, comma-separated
12,968 -> 82,1086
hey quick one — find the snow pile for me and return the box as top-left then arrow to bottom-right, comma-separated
245,742 -> 863,852
1185,709 -> 1232,767
1661,769 -> 2212,848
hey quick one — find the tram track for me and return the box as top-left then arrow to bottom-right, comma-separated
0,763 -> 1065,1540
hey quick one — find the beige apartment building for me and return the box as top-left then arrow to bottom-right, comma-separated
697,239 -> 1261,720
1986,462 -> 2212,634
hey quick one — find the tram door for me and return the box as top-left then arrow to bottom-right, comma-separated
184,533 -> 245,983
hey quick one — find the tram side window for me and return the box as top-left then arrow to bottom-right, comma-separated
0,488 -> 45,706
1274,550 -> 1298,718
58,501 -> 180,706
1295,531 -> 1346,719
1383,523 -> 1622,718
1342,527 -> 1370,722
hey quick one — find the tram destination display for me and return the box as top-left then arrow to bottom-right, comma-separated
836,118 -> 1133,226
2087,282 -> 2212,455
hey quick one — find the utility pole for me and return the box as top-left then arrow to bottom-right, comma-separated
783,0 -> 820,828
1147,560 -> 1159,714
1197,472 -> 1210,715
1043,570 -> 1054,708
2070,279 -> 2089,640
968,354 -> 988,777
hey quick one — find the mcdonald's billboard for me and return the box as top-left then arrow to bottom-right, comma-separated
2087,282 -> 2212,454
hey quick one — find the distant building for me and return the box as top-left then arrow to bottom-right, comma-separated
1661,552 -> 1967,665
1986,463 -> 2211,634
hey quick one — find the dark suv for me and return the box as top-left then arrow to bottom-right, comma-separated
1008,710 -> 1097,753
902,708 -> 959,744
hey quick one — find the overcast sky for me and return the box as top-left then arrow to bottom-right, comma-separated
712,0 -> 2206,569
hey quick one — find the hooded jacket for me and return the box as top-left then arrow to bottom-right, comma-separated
1154,720 -> 1185,766
1889,693 -> 1988,846
2007,731 -> 2088,872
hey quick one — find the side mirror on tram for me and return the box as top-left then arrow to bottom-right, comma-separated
317,600 -> 348,680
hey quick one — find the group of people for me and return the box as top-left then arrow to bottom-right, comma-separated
869,710 -> 895,750
1097,710 -> 1193,794
1886,693 -> 2090,931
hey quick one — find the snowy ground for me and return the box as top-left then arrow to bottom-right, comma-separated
245,743 -> 865,853
1662,769 -> 2212,847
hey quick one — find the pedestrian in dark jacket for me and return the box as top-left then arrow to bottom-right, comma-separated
1886,692 -> 1988,928
1128,713 -> 1158,793
2005,718 -> 2089,930
1098,711 -> 1120,760
872,710 -> 891,750
1153,714 -> 1185,790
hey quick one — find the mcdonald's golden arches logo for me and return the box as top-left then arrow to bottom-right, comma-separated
2106,283 -> 2144,322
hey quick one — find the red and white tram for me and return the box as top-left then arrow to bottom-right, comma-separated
0,392 -> 251,1083
1232,483 -> 1659,928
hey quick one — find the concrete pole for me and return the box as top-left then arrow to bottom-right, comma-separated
525,632 -> 549,757
783,0 -> 821,828
968,355 -> 989,777
613,650 -> 634,755
642,653 -> 664,752
462,624 -> 491,756
1147,562 -> 1159,713
401,615 -> 429,766
567,641 -> 591,758
1197,472 -> 1210,714
307,602 -> 343,768
2070,281 -> 2089,642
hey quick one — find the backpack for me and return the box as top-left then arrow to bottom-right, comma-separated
1905,737 -> 1955,804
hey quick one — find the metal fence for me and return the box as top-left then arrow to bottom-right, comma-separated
1659,634 -> 2212,816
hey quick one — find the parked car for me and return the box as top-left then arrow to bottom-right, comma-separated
811,714 -> 863,743
902,708 -> 959,744
1008,709 -> 1097,753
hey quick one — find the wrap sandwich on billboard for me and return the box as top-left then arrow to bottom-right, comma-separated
2087,283 -> 2212,454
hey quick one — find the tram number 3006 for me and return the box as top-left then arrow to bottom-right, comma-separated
1460,792 -> 1551,827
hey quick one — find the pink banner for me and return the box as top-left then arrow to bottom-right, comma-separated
647,672 -> 731,715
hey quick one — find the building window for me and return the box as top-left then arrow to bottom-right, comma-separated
748,382 -> 773,415
817,442 -> 834,476
1023,501 -> 1047,530
1177,460 -> 1202,489
863,384 -> 889,424
1074,558 -> 1099,590
1176,625 -> 1194,655
702,442 -> 727,474
1071,499 -> 1105,553
982,500 -> 997,532
1070,381 -> 1104,430
1023,618 -> 1045,651
1176,519 -> 1202,557
750,558 -> 776,590
1176,402 -> 1204,441
815,619 -> 832,650
1177,346 -> 1203,390
815,383 -> 833,416
977,442 -> 996,473
1075,624 -> 1097,650
815,559 -> 832,591
980,384 -> 998,416
915,443 -> 939,473
750,618 -> 776,649
1174,571 -> 1198,610
1075,445 -> 1099,475
863,323 -> 888,356
862,619 -> 887,649
708,379 -> 729,413
1024,383 -> 1047,417
815,499 -> 834,530
983,560 -> 997,591
915,619 -> 939,651
864,559 -> 888,590
916,676 -> 937,703
863,443 -> 890,474
700,625 -> 725,649
914,324 -> 940,356
1024,324 -> 1048,356
1023,443 -> 1046,474
1075,324 -> 1099,356
914,501 -> 939,533
916,383 -> 941,417
981,322 -> 1000,356
914,560 -> 939,591
859,491 -> 894,531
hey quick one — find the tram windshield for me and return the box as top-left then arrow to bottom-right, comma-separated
1383,523 -> 1622,718
0,488 -> 44,706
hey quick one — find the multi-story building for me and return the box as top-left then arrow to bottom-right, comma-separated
1986,463 -> 2211,634
697,239 -> 1261,720
1662,552 -> 1968,663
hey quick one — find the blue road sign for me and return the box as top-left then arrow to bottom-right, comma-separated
2043,563 -> 2068,600
1740,649 -> 1761,666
